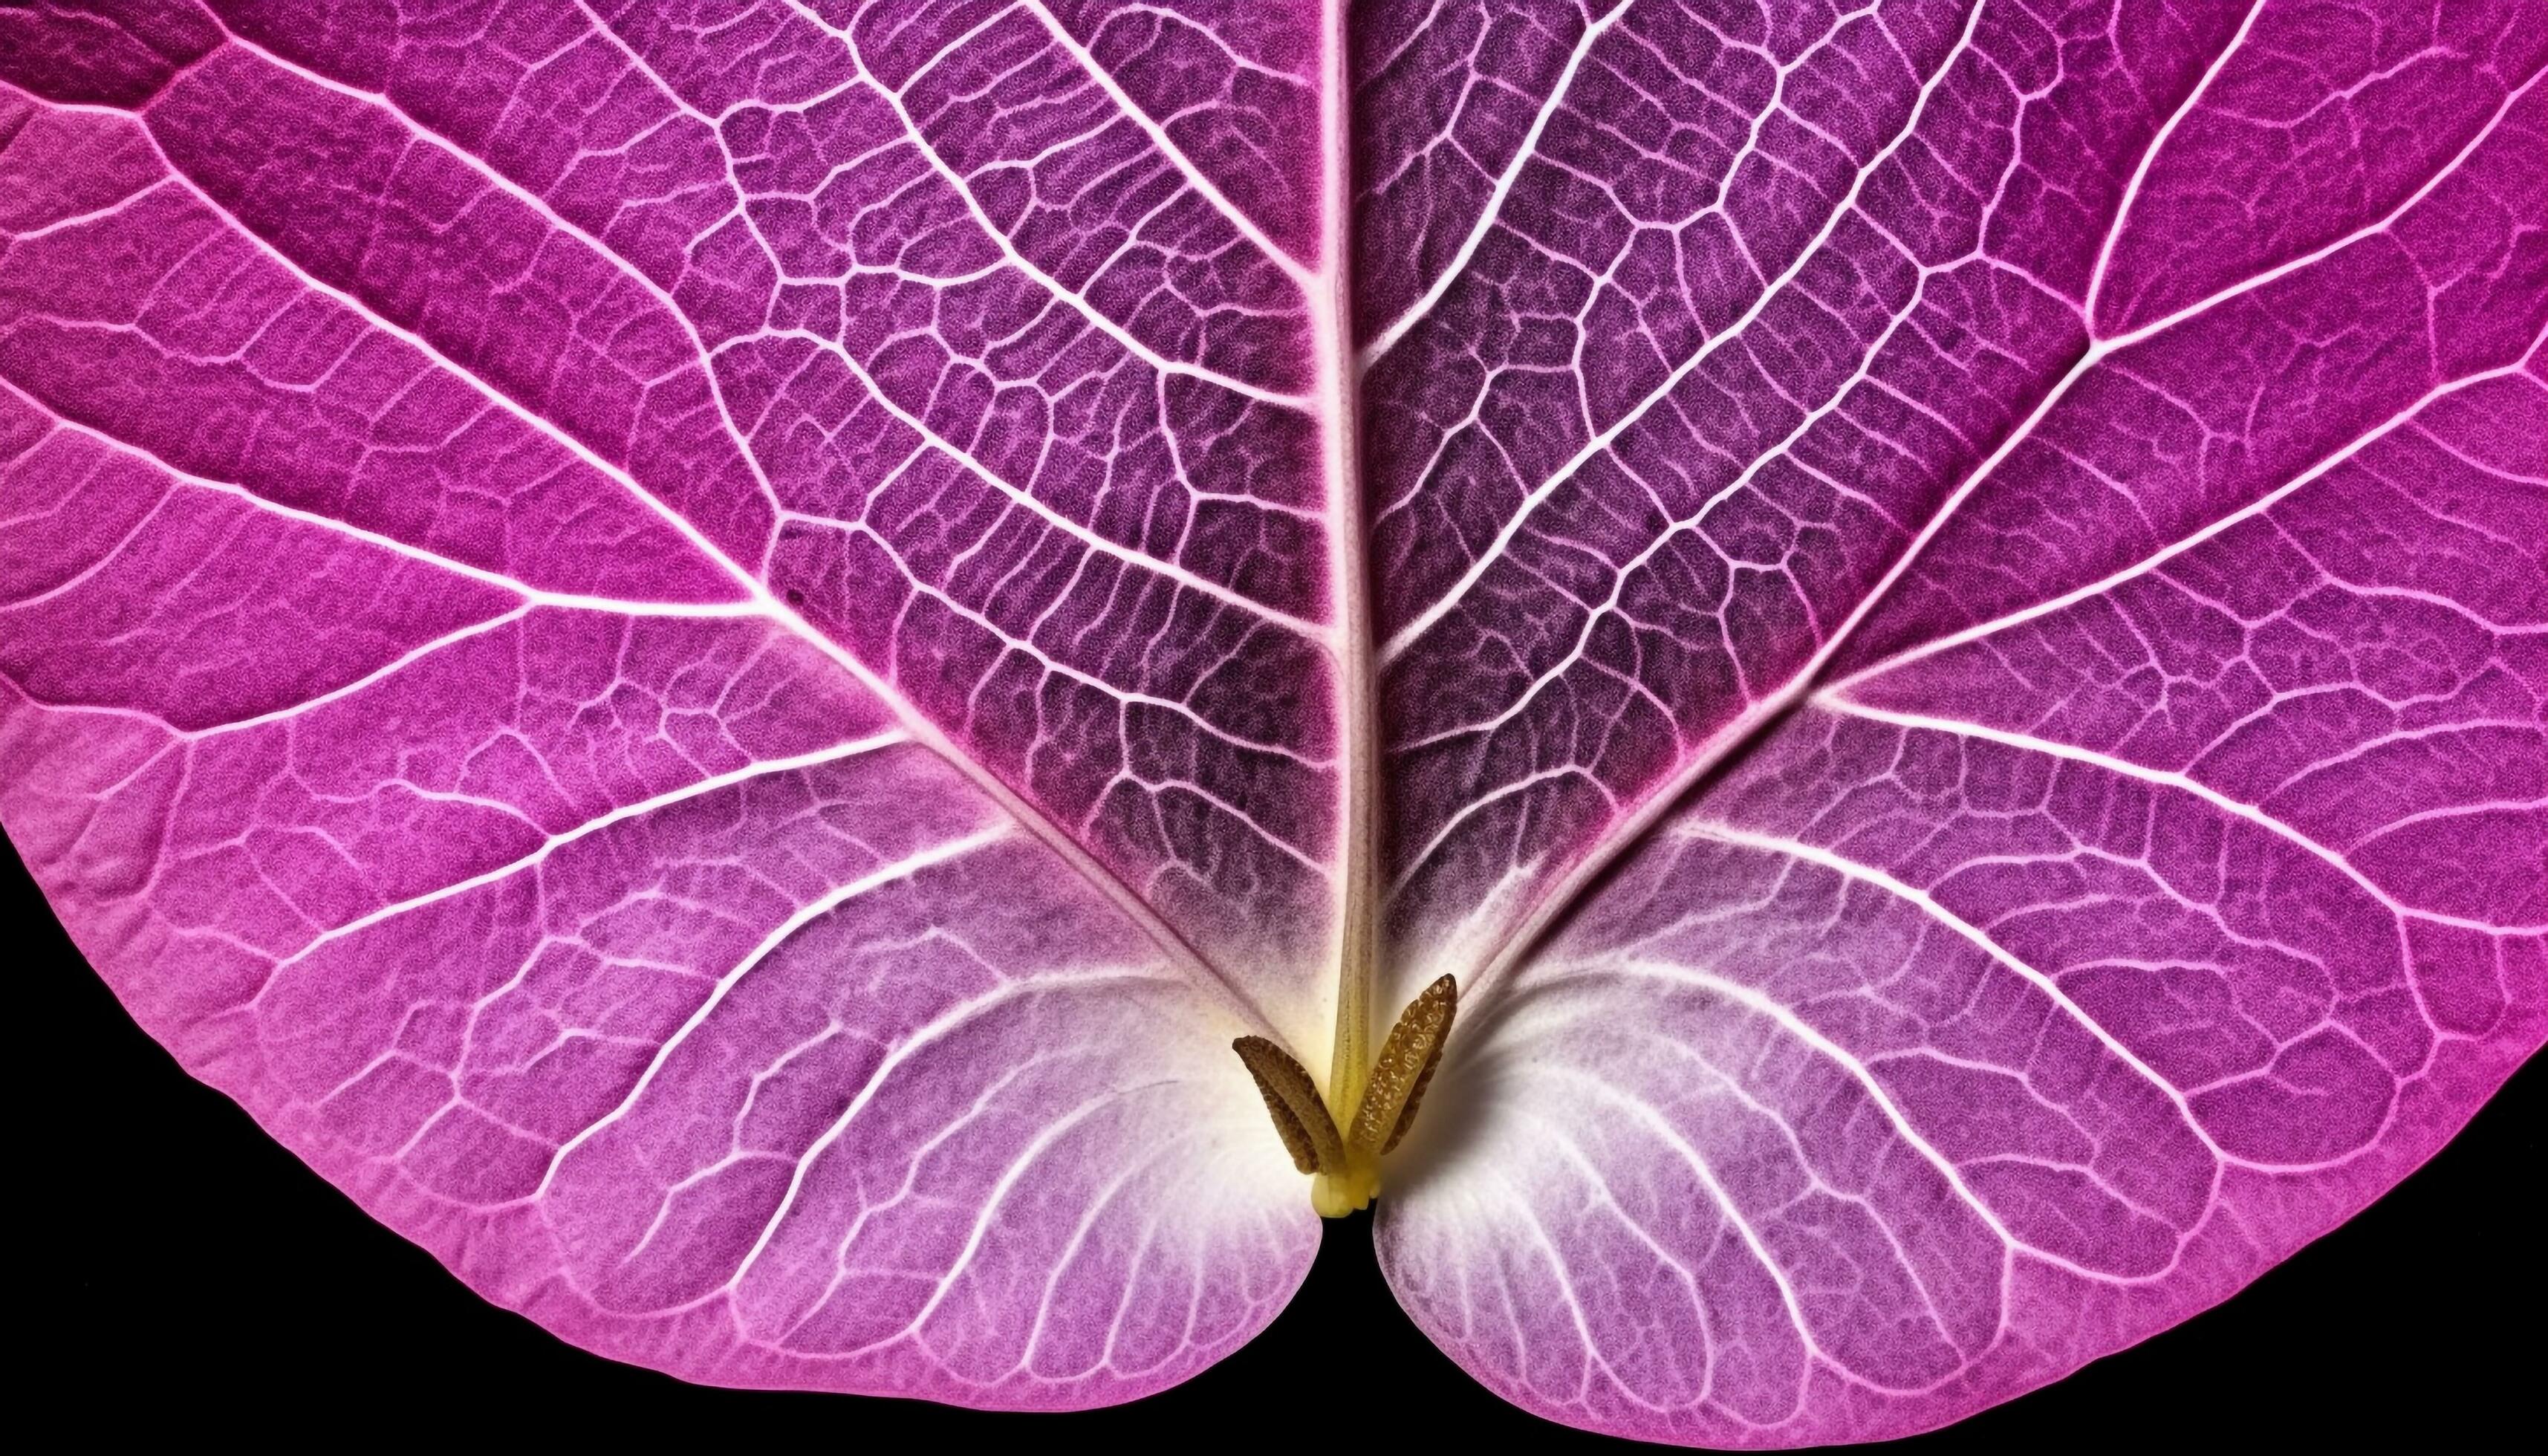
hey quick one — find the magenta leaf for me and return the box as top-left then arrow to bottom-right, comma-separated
2,0 -> 2538,1442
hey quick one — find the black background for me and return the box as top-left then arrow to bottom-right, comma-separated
16,838 -> 2535,1447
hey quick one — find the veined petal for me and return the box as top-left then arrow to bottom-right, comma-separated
1377,241 -> 2547,1452
0,0 -> 1326,1403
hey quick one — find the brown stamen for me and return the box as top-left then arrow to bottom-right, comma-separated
1232,1035 -> 1344,1175
1349,974 -> 1457,1157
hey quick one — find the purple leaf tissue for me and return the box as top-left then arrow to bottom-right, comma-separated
2,0 -> 2540,1443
